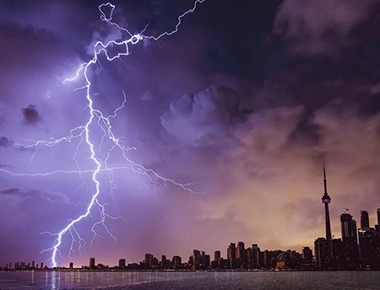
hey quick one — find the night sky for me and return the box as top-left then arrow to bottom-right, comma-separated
1,0 -> 380,267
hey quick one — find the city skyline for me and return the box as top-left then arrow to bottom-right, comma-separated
1,0 -> 380,268
3,204 -> 379,269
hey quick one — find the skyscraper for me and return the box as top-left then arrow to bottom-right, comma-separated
340,212 -> 359,269
341,213 -> 357,244
360,211 -> 370,229
236,241 -> 247,268
89,257 -> 95,269
314,237 -> 332,269
118,259 -> 126,268
214,251 -> 221,261
322,162 -> 332,241
227,243 -> 236,268
377,208 -> 380,227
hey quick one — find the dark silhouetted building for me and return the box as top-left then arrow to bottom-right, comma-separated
214,251 -> 221,262
236,241 -> 247,268
119,259 -> 126,268
193,250 -> 201,266
341,213 -> 357,244
172,256 -> 182,266
358,227 -> 379,270
302,247 -> 313,264
227,243 -> 236,268
247,244 -> 261,268
89,257 -> 95,269
360,211 -> 370,229
340,212 -> 359,269
69,262 -> 73,269
315,238 -> 331,269
161,255 -> 167,268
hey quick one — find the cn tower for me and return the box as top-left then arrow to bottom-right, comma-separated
322,161 -> 332,241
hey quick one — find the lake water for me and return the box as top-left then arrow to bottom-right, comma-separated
1,271 -> 380,289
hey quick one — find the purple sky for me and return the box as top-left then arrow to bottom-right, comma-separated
1,0 -> 380,268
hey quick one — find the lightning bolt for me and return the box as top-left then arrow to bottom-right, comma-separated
1,1 -> 205,267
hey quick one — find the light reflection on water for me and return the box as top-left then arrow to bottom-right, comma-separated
0,270 -> 380,290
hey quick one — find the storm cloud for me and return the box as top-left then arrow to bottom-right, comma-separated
0,0 -> 380,268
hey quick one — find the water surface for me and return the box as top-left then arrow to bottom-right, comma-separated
1,271 -> 380,289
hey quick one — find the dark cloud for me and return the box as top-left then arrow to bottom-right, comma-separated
0,188 -> 20,195
0,137 -> 13,148
22,105 -> 41,125
273,0 -> 378,56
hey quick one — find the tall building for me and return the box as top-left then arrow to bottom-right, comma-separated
227,243 -> 236,268
236,241 -> 247,268
118,259 -> 126,268
214,251 -> 221,261
358,228 -> 379,270
377,208 -> 380,226
360,211 -> 370,229
339,212 -> 359,269
193,249 -> 201,266
302,247 -> 313,264
172,256 -> 182,266
161,255 -> 167,268
89,257 -> 95,269
247,244 -> 261,268
322,162 -> 332,241
314,238 -> 330,269
341,212 -> 357,244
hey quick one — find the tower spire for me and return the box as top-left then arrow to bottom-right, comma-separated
323,160 -> 328,195
321,161 -> 332,241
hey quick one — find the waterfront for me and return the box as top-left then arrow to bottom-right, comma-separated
1,271 -> 380,290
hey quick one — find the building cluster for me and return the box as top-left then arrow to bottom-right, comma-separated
3,261 -> 47,271
314,164 -> 380,270
84,243 -> 313,271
